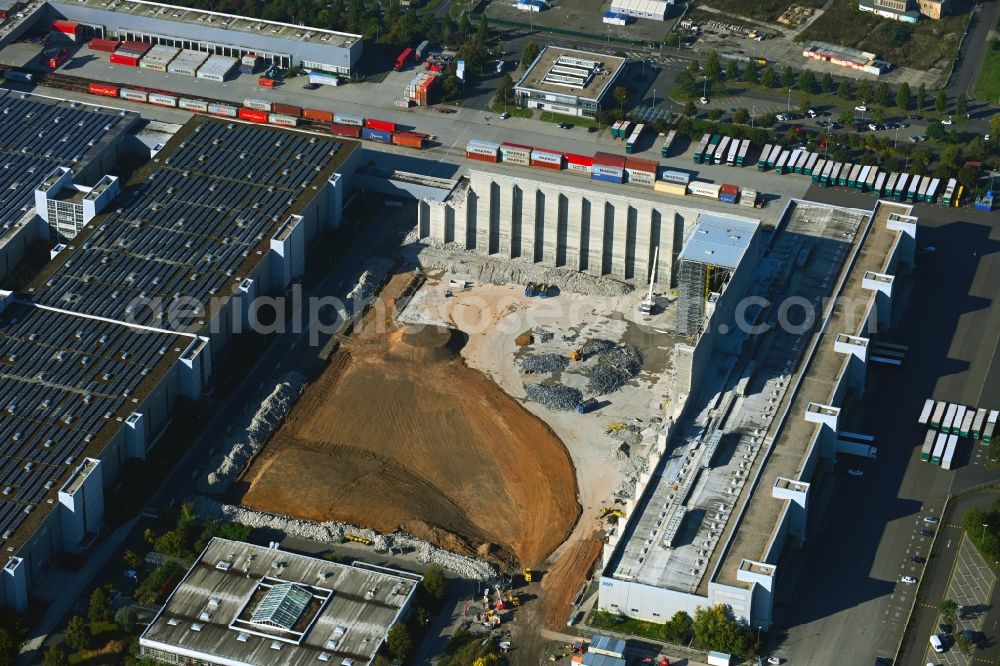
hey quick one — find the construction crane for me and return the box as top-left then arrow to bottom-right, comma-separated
638,247 -> 658,314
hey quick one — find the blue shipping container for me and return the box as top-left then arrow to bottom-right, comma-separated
592,172 -> 625,184
362,128 -> 393,143
240,65 -> 254,75
719,194 -> 737,203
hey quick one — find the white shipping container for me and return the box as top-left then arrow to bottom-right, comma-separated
168,49 -> 209,76
942,434 -> 958,469
688,181 -> 721,198
625,168 -> 655,186
308,72 -> 340,86
268,113 -> 298,127
530,149 -> 561,164
140,44 -> 179,71
207,102 -> 238,117
197,55 -> 237,81
660,169 -> 691,185
178,98 -> 208,112
119,88 -> 148,102
918,398 -> 934,425
989,409 -> 999,425
147,93 -> 177,107
335,114 -> 364,126
244,98 -> 272,111
707,652 -> 731,666
952,405 -> 967,434
930,400 -> 947,428
943,403 -> 958,431
467,139 -> 500,156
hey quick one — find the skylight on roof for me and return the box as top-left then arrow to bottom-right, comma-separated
250,583 -> 311,631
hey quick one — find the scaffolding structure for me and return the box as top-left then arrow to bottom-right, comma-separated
675,258 -> 734,336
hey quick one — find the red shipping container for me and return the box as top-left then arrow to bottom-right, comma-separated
364,118 -> 397,133
466,151 -> 499,163
328,122 -> 362,138
88,38 -> 119,52
52,20 -> 82,40
238,108 -> 269,123
303,108 -> 334,122
110,53 -> 139,67
565,153 -> 594,166
88,82 -> 119,97
119,41 -> 151,54
720,184 -> 739,195
625,157 -> 658,172
531,159 -> 562,169
271,102 -> 301,117
258,77 -> 276,88
392,132 -> 424,149
593,151 -> 626,168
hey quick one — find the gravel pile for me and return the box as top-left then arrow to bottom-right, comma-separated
613,454 -> 650,501
581,338 -> 617,357
521,353 -> 570,375
191,497 -> 498,580
587,344 -> 644,395
198,373 -> 305,495
525,383 -> 582,411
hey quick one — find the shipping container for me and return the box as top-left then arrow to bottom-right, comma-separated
971,407 -> 988,439
238,107 -> 269,123
268,113 -> 298,127
303,108 -> 334,122
925,178 -> 940,203
119,88 -> 148,103
917,176 -> 931,202
140,44 -> 179,72
688,181 -> 721,199
873,171 -> 886,196
918,398 -> 934,426
308,71 -> 340,86
88,83 -> 119,98
4,70 -> 34,83
395,47 -> 414,70
88,38 -> 119,53
942,434 -> 958,470
169,49 -> 209,76
392,132 -> 424,149
943,403 -> 958,433
920,430 -> 935,461
931,432 -> 947,464
110,53 -> 140,67
258,77 -> 276,88
906,174 -> 921,202
178,98 -> 208,112
147,93 -> 177,107
52,19 -> 82,41
243,98 -> 272,112
625,168 -> 655,186
856,165 -> 871,190
531,148 -> 563,169
884,173 -> 898,196
660,169 -> 691,185
328,122 -> 362,138
592,170 -> 625,184
198,55 -> 237,81
207,102 -> 238,118
625,123 -> 644,154
593,151 -> 626,168
694,134 -> 710,163
118,41 -> 151,55
740,187 -> 758,207
985,410 -> 999,443
564,153 -> 593,173
500,142 -> 532,166
804,152 -> 819,175
736,139 -> 750,166
467,150 -> 500,163
661,129 -> 677,158
415,39 -> 430,60
930,400 -> 947,430
952,405 -> 968,435
865,167 -> 879,192
726,138 -> 739,166
713,136 -> 730,165
375,111 -> 406,130
271,102 -> 301,117
335,114 -> 364,126
894,173 -> 909,197
654,181 -> 687,196
774,151 -> 790,175
757,143 -> 773,170
466,139 -> 500,159
960,409 -> 975,438
812,159 -> 827,182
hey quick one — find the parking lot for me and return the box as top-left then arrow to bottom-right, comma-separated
923,535 -> 995,665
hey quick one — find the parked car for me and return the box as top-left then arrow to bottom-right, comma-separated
500,112 -> 510,119
909,135 -> 920,143
807,108 -> 818,118
912,555 -> 926,563
855,105 -> 868,111
848,468 -> 864,477
921,529 -> 935,537
700,96 -> 709,104
941,117 -> 953,125
767,658 -> 782,665
924,516 -> 939,524
303,82 -> 320,90
901,575 -> 918,584
557,122 -> 572,129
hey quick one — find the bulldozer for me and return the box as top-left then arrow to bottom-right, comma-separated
522,568 -> 533,583
483,609 -> 501,627
599,507 -> 626,520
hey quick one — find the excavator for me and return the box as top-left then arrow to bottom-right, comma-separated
599,507 -> 626,520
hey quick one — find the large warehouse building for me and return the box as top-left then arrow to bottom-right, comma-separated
8,0 -> 363,75
598,199 -> 916,630
140,538 -> 421,666
416,169 -> 761,286
513,47 -> 627,118
0,111 -> 362,610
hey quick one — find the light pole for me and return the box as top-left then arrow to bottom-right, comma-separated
751,105 -> 755,128
787,88 -> 791,113
983,523 -> 988,543
894,125 -> 898,148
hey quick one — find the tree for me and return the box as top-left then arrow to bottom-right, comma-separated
0,628 -> 19,665
154,530 -> 187,558
386,624 -> 413,661
521,42 -> 539,70
123,550 -> 140,570
781,65 -> 795,89
662,610 -> 694,643
917,82 -> 926,110
956,632 -> 974,654
958,164 -> 977,189
820,72 -> 834,93
799,97 -> 811,116
613,86 -> 629,111
838,109 -> 854,126
692,605 -> 756,657
925,122 -> 947,142
494,73 -> 514,106
742,60 -> 758,83
674,69 -> 697,97
896,82 -> 911,110
956,92 -> 967,117
422,564 -> 448,602
115,606 -> 137,633
65,615 -> 90,652
708,108 -> 722,121
704,49 -> 721,81
683,100 -> 697,116
725,59 -> 739,82
761,67 -> 776,88
875,82 -> 890,107
837,80 -> 854,100
476,15 -> 488,43
664,32 -> 680,48
88,585 -> 113,624
935,90 -> 948,114
797,69 -> 815,94
42,646 -> 69,666
989,113 -> 1000,144
858,79 -> 873,103
872,107 -> 885,123
939,599 -> 958,623
458,13 -> 471,39
143,528 -> 156,546
732,107 -> 750,124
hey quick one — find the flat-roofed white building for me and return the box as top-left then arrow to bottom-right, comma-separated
513,47 -> 626,118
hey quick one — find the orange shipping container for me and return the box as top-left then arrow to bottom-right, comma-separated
258,77 -> 276,88
303,108 -> 334,122
392,132 -> 424,149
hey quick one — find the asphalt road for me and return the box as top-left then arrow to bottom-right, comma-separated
762,187 -> 1000,666
948,0 -> 1000,100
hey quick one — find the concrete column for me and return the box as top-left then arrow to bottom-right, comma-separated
632,202 -> 654,284
805,402 -> 840,459
125,412 -> 146,459
657,210 -> 672,288
3,557 -> 27,612
886,211 -> 917,271
522,185 -> 538,263
736,560 -> 776,629
542,185 -> 560,265
772,478 -> 810,545
612,201 -> 628,279
588,198 -> 606,276
498,182 -> 515,258
862,271 -> 894,333
566,192 -> 584,271
834,333 -> 869,394
475,181 -> 491,253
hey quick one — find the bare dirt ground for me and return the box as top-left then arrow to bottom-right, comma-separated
238,270 -> 581,567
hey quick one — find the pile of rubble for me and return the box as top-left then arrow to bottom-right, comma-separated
581,338 -> 617,357
191,497 -> 498,580
612,454 -> 650,501
521,353 -> 570,375
198,373 -> 305,495
346,258 -> 394,317
525,383 -> 582,411
587,344 -> 644,395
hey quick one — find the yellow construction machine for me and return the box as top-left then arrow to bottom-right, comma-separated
522,567 -> 533,583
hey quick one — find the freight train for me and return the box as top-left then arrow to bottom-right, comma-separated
80,81 -> 428,148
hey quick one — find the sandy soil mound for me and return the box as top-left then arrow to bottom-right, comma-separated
238,272 -> 581,567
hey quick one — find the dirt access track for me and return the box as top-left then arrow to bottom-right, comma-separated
238,270 -> 581,567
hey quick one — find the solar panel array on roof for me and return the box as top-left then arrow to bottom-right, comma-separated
0,91 -> 129,232
30,118 -> 350,328
0,302 -> 181,545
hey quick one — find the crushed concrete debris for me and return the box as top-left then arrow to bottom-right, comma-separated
525,383 -> 582,411
586,344 -> 644,395
613,454 -> 650,501
198,373 -> 305,495
521,353 -> 570,375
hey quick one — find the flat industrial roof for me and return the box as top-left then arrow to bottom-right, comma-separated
513,46 -> 626,101
25,116 -> 358,331
677,214 -> 758,270
140,538 -> 420,666
51,0 -> 362,49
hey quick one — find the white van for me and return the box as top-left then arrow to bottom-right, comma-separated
929,634 -> 945,653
